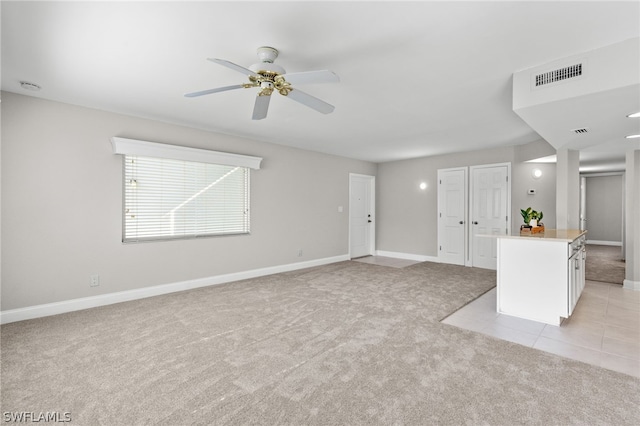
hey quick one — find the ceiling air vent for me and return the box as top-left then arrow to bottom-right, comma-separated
571,127 -> 589,134
535,63 -> 583,87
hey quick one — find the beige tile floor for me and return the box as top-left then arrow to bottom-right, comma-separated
352,256 -> 639,377
442,280 -> 640,378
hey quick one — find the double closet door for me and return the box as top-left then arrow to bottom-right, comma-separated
437,163 -> 510,270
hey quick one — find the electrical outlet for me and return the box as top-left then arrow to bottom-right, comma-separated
90,274 -> 100,287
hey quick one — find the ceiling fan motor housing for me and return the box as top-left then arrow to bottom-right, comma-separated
256,46 -> 278,63
249,46 -> 286,75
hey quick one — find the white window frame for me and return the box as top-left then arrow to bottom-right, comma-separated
111,137 -> 262,243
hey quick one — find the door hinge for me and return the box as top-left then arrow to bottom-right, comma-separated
439,179 -> 442,184
439,245 -> 442,251
439,212 -> 442,218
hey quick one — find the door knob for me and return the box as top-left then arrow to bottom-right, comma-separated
368,220 -> 372,223
459,221 -> 464,224
473,221 -> 478,225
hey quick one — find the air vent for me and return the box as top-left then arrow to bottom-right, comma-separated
571,128 -> 589,134
535,63 -> 583,87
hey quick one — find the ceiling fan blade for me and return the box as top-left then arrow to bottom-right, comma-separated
284,70 -> 340,85
252,95 -> 271,120
285,89 -> 335,114
184,84 -> 245,98
208,58 -> 259,77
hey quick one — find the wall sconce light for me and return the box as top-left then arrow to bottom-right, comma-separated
419,182 -> 427,190
532,168 -> 542,179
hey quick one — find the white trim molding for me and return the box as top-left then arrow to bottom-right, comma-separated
623,279 -> 640,291
0,255 -> 348,324
111,137 -> 263,169
585,240 -> 622,246
375,250 -> 439,263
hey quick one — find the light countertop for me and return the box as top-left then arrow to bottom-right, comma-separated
478,229 -> 587,242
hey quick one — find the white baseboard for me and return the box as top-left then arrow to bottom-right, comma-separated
375,250 -> 439,263
586,240 -> 622,246
0,255 -> 349,325
623,279 -> 640,291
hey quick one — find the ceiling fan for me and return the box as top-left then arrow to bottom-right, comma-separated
185,46 -> 340,120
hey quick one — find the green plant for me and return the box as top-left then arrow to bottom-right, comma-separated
520,207 -> 532,224
532,210 -> 544,224
520,207 -> 544,225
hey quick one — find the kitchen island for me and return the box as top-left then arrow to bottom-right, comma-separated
495,229 -> 587,326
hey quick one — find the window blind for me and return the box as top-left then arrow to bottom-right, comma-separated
123,155 -> 250,242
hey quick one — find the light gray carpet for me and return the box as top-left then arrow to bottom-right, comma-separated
586,244 -> 626,284
2,261 -> 639,425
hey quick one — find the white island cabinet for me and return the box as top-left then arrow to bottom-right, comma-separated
495,230 -> 587,326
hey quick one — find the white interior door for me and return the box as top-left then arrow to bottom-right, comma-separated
349,174 -> 375,258
470,164 -> 510,270
438,168 -> 467,265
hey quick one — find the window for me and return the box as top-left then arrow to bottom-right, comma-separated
111,137 -> 262,243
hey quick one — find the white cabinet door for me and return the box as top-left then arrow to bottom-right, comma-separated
579,246 -> 586,294
568,251 -> 580,316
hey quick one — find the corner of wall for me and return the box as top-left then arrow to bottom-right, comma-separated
514,139 -> 556,163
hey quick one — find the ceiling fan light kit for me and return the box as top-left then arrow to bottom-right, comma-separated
185,46 -> 339,120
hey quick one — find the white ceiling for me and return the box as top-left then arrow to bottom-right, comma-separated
2,1 -> 639,168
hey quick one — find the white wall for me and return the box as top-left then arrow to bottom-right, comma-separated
1,92 -> 376,311
556,149 -> 581,230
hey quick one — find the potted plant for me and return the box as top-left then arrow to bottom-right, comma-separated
520,207 -> 544,234
531,210 -> 544,227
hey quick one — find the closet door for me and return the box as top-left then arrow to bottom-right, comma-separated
437,168 -> 467,266
470,164 -> 510,270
